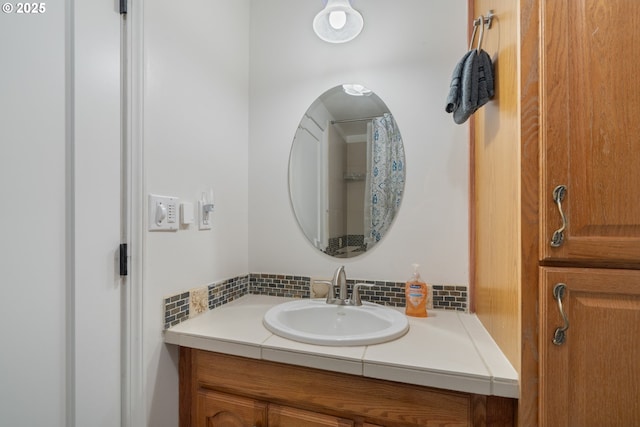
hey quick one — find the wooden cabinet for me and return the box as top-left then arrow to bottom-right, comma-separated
539,267 -> 640,426
471,0 -> 640,426
539,0 -> 640,265
196,390 -> 267,427
268,404 -> 353,427
537,3 -> 640,424
179,348 -> 516,427
195,389 -> 353,427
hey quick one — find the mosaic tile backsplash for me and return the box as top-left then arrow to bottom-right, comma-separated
164,273 -> 468,329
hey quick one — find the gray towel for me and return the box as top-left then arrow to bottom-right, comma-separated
454,50 -> 480,124
446,49 -> 495,124
445,50 -> 474,114
476,50 -> 494,108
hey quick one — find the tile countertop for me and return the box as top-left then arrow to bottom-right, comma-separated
164,294 -> 518,399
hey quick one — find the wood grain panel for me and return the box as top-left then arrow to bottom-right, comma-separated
473,2 -> 640,427
180,346 -> 195,427
471,0 -> 521,377
268,404 -> 353,427
196,390 -> 268,427
179,349 -> 516,427
539,267 -> 640,426
470,1 -> 541,426
516,0 -> 541,425
194,351 -> 470,427
540,0 -> 640,263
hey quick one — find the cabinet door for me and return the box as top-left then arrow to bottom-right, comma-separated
196,389 -> 268,427
540,0 -> 640,263
539,267 -> 640,426
268,404 -> 354,427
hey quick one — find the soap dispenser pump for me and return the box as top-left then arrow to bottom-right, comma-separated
405,263 -> 428,317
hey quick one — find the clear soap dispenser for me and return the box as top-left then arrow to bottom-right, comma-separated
405,263 -> 428,317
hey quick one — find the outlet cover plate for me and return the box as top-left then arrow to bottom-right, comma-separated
198,200 -> 212,230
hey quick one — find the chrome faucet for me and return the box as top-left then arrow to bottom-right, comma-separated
334,265 -> 348,301
313,266 -> 374,306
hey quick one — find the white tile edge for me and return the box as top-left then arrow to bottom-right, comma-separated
164,330 -> 262,360
363,362 -> 492,395
262,347 -> 364,376
457,313 -> 519,398
492,378 -> 520,399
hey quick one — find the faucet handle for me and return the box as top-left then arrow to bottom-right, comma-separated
352,283 -> 375,306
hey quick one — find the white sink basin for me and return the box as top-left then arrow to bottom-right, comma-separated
263,299 -> 409,346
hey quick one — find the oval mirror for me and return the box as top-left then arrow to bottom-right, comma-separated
289,85 -> 406,258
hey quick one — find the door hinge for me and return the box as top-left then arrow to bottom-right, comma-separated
119,243 -> 128,276
119,0 -> 127,15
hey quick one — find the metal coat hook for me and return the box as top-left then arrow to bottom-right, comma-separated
474,10 -> 494,29
469,10 -> 495,51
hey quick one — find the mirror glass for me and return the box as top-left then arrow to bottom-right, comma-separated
289,85 -> 406,258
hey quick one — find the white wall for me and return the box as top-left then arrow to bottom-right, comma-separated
1,5 -> 68,425
141,1 -> 250,426
140,1 -> 468,424
248,0 -> 469,283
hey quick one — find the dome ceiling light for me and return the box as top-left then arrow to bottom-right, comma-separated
313,0 -> 364,44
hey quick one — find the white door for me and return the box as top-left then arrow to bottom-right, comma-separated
0,2 -> 125,426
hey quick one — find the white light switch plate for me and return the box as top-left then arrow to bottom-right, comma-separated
148,194 -> 179,231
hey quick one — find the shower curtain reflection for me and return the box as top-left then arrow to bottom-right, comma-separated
365,113 -> 405,246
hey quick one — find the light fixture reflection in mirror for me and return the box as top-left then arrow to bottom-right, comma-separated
289,85 -> 406,258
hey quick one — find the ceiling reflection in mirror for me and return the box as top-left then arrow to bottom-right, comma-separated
289,85 -> 406,258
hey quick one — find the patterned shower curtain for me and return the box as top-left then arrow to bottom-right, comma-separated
365,113 -> 404,245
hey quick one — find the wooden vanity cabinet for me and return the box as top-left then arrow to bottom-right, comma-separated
180,348 -> 516,427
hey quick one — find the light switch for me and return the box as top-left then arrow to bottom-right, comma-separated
180,202 -> 194,225
148,194 -> 179,231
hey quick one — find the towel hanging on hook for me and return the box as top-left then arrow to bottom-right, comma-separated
445,11 -> 496,124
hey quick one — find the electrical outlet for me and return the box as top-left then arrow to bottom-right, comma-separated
189,287 -> 208,318
198,200 -> 212,230
198,189 -> 215,231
